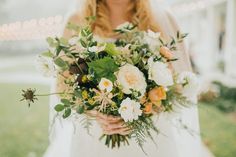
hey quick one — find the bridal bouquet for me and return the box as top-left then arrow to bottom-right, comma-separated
21,18 -> 199,151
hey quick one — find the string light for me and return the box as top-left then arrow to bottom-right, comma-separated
0,15 -> 64,41
0,0 -> 227,41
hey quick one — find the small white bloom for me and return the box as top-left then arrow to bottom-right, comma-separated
147,29 -> 160,39
117,44 -> 131,56
116,64 -> 147,96
35,55 -> 56,77
118,98 -> 142,122
177,72 -> 199,103
143,30 -> 161,52
98,78 -> 113,93
148,57 -> 174,87
116,22 -> 133,30
88,44 -> 106,53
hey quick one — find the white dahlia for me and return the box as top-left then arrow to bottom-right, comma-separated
118,98 -> 142,122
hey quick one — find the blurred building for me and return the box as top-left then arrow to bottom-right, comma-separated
171,0 -> 236,80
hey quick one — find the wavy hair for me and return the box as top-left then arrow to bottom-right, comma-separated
74,0 -> 161,37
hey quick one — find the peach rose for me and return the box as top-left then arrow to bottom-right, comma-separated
148,86 -> 167,103
160,46 -> 173,59
144,102 -> 152,114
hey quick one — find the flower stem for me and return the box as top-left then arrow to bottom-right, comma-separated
35,92 -> 73,97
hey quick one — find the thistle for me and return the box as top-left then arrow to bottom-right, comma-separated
20,89 -> 38,107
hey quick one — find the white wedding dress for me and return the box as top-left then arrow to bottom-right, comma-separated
44,1 -> 213,157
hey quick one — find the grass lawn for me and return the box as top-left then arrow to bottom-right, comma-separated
0,83 -> 49,157
0,83 -> 236,157
199,103 -> 236,157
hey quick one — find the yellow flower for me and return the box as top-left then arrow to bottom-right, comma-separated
82,90 -> 88,99
82,75 -> 88,83
88,98 -> 94,105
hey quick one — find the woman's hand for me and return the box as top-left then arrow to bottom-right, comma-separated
86,110 -> 131,135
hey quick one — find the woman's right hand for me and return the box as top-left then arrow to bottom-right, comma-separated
86,110 -> 131,135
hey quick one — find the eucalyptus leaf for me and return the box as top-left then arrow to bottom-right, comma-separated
76,105 -> 85,114
61,99 -> 71,106
54,104 -> 65,112
54,58 -> 68,69
41,51 -> 54,58
60,37 -> 69,46
46,37 -> 57,47
63,108 -> 72,119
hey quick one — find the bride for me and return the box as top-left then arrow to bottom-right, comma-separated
44,0 -> 213,157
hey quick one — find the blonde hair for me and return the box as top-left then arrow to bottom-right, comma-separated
73,0 -> 161,37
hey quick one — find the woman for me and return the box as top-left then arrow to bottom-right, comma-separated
44,0 -> 213,157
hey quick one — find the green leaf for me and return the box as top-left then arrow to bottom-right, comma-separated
54,104 -> 65,112
63,108 -> 72,119
60,37 -> 68,46
88,57 -> 119,82
80,39 -> 87,48
61,99 -> 71,106
105,43 -> 121,56
54,58 -> 68,69
76,105 -> 84,114
46,37 -> 57,47
41,51 -> 54,58
67,22 -> 80,32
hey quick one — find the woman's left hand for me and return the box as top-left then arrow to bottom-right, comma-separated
87,111 -> 131,135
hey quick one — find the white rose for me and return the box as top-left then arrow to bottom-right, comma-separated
116,64 -> 147,96
118,98 -> 142,122
35,55 -> 56,77
98,78 -> 113,92
148,57 -> 174,87
177,72 -> 199,103
143,30 -> 161,52
88,44 -> 106,53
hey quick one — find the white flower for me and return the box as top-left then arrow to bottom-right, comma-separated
143,30 -> 161,52
177,72 -> 199,103
88,44 -> 106,53
116,64 -> 147,96
148,57 -> 174,87
118,98 -> 142,122
116,22 -> 133,30
35,55 -> 56,77
98,78 -> 113,93
117,44 -> 131,56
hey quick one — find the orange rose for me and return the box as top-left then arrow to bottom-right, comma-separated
148,86 -> 167,103
160,46 -> 173,59
144,102 -> 153,114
